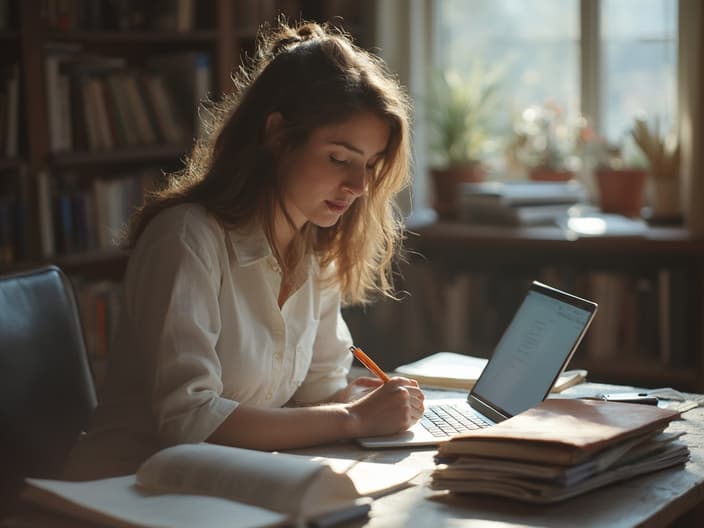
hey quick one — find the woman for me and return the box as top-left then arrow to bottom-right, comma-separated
66,20 -> 423,479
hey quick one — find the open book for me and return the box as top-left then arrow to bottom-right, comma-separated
394,351 -> 587,392
22,443 -> 419,528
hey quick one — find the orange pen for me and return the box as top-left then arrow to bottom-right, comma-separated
349,345 -> 390,383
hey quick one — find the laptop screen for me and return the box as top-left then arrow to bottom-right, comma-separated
470,282 -> 597,419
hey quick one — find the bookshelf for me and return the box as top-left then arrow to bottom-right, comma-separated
346,221 -> 704,392
0,0 -> 372,386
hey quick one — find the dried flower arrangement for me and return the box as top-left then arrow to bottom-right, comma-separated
631,118 -> 680,181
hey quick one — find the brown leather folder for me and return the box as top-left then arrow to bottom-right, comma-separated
437,398 -> 681,465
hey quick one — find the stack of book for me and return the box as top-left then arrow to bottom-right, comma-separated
431,398 -> 689,503
459,181 -> 586,226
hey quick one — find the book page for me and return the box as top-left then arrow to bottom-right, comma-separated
136,443 -> 361,518
23,475 -> 287,528
431,441 -> 689,504
307,456 -> 420,497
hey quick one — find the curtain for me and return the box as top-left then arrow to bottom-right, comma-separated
679,0 -> 704,235
374,0 -> 433,218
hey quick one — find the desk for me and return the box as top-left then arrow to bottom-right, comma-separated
290,385 -> 704,528
4,386 -> 704,528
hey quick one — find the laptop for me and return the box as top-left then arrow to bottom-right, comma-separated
357,281 -> 598,448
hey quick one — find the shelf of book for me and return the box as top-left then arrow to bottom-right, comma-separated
50,144 -> 190,168
2,248 -> 128,280
46,30 -> 218,44
0,0 -> 373,391
54,247 -> 129,279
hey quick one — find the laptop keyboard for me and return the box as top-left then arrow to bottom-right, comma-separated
420,403 -> 491,437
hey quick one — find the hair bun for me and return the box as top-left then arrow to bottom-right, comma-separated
271,35 -> 302,55
296,23 -> 325,40
265,21 -> 327,57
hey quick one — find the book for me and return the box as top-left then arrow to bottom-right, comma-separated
394,351 -> 586,393
460,181 -> 587,206
433,430 -> 682,486
22,443 -> 419,528
431,432 -> 688,503
458,181 -> 586,226
4,64 -> 18,157
36,170 -> 55,257
462,202 -> 576,226
147,52 -> 212,138
435,398 -> 681,465
431,399 -> 688,503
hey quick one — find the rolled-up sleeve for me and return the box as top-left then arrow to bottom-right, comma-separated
126,220 -> 238,446
293,286 -> 353,405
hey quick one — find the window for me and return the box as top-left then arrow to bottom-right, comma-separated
432,0 -> 678,172
600,0 -> 677,141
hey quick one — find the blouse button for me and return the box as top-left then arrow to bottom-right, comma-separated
265,391 -> 273,400
274,351 -> 282,361
268,257 -> 281,275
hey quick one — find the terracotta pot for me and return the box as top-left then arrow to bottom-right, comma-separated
595,168 -> 647,218
529,167 -> 574,182
431,164 -> 485,219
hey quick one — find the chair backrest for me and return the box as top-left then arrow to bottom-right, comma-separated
0,265 -> 97,508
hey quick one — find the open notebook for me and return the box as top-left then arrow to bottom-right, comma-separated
394,351 -> 587,392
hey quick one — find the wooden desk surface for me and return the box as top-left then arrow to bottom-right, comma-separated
4,387 -> 704,528
290,387 -> 704,528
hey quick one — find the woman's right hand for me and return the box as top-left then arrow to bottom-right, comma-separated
344,377 -> 425,437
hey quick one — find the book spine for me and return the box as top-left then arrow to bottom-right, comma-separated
194,53 -> 211,137
5,64 -> 18,157
36,170 -> 55,257
45,54 -> 66,152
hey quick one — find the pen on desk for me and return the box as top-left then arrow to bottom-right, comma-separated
349,345 -> 390,383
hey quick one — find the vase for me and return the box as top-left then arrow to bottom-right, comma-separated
595,168 -> 647,218
431,164 -> 485,219
652,178 -> 681,220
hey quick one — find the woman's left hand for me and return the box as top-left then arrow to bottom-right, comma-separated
332,377 -> 385,403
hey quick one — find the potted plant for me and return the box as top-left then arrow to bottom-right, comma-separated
427,68 -> 501,219
505,101 -> 579,182
590,136 -> 648,218
631,117 -> 681,221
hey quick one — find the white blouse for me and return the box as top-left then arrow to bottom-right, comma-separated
65,204 -> 353,479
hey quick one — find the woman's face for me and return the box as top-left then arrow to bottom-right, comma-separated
278,111 -> 390,230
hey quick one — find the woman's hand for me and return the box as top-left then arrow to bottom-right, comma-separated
333,376 -> 385,403
344,377 -> 425,438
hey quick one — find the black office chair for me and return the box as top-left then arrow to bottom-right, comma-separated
0,265 -> 97,513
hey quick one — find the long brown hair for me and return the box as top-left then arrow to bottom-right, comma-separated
126,20 -> 412,305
